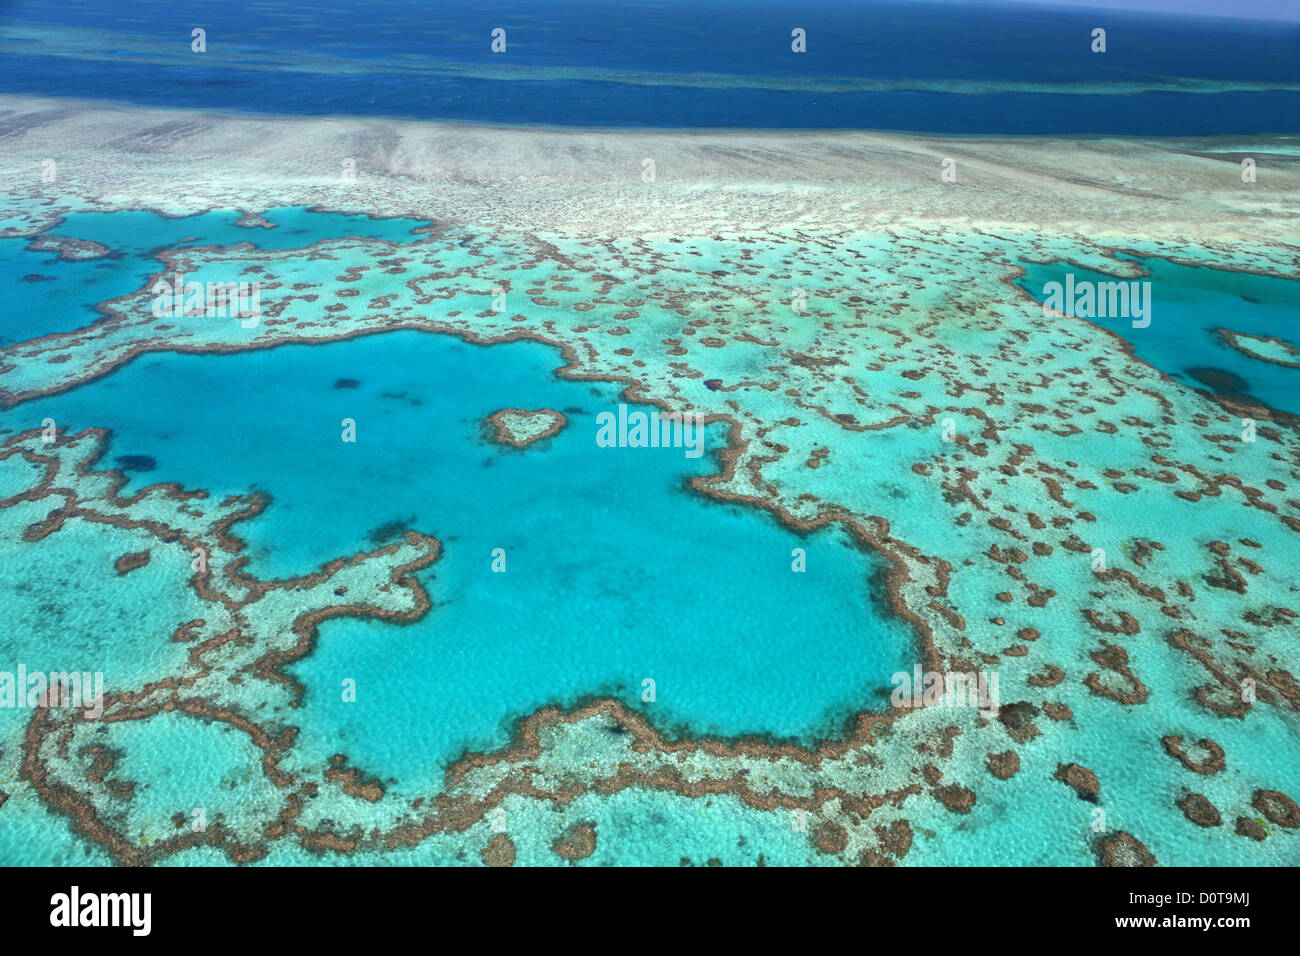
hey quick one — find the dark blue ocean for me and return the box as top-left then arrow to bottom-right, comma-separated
0,0 -> 1297,132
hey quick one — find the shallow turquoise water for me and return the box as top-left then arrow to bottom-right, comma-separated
3,204 -> 428,345
236,787 -> 827,867
5,0 -> 1299,134
1016,257 -> 1300,416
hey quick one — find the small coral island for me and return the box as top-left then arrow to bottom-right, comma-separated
484,408 -> 568,449
1216,328 -> 1300,369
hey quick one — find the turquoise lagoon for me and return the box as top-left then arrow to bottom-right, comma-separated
1016,257 -> 1300,416
2,328 -> 917,786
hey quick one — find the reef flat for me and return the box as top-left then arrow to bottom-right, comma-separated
484,408 -> 568,449
1,95 -> 1298,866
